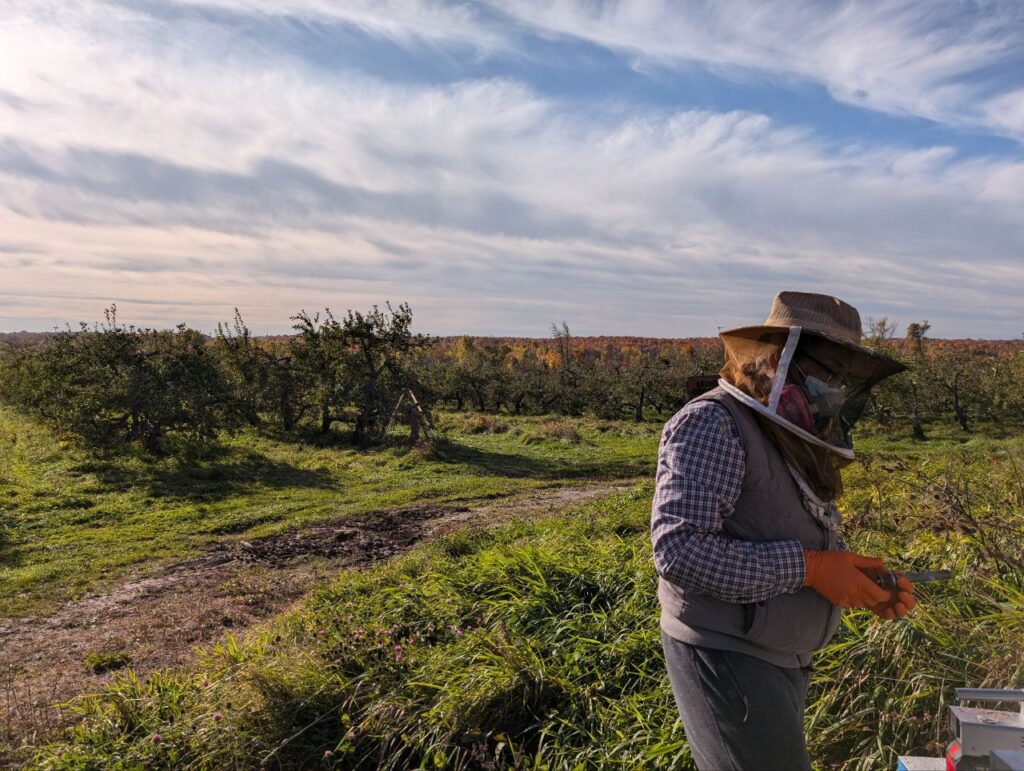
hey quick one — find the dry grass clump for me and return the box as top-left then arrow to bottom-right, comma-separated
434,413 -> 513,435
521,420 -> 582,445
464,415 -> 511,435
594,420 -> 662,437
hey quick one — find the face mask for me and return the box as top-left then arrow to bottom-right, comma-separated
717,326 -> 860,460
777,384 -> 814,432
786,363 -> 856,445
802,375 -> 846,421
796,372 -> 857,449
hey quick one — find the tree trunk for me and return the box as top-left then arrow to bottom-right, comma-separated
909,382 -> 927,441
634,387 -> 645,422
868,393 -> 881,423
954,403 -> 970,432
409,405 -> 420,443
320,399 -> 331,434
140,419 -> 162,453
948,377 -> 970,432
280,395 -> 295,432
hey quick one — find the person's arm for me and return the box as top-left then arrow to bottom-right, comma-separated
650,401 -> 806,603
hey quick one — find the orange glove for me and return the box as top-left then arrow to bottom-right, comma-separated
803,550 -> 893,610
869,574 -> 917,620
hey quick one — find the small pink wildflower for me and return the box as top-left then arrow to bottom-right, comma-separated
151,732 -> 162,744
324,749 -> 334,758
212,712 -> 222,722
202,679 -> 210,688
346,614 -> 354,622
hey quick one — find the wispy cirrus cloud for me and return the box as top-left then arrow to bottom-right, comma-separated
492,0 -> 1024,140
162,0 -> 507,50
0,0 -> 1021,337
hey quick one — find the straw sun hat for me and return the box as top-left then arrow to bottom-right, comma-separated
719,291 -> 905,385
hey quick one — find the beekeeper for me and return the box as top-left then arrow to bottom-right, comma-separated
652,291 -> 916,771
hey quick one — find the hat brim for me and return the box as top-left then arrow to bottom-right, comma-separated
719,324 -> 906,384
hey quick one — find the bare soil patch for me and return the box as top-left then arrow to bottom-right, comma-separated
0,484 -> 624,760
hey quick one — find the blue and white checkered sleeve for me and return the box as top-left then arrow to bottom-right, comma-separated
650,401 -> 806,603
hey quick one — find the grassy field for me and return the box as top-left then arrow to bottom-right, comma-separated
0,407 -> 658,619
4,408 -> 1024,769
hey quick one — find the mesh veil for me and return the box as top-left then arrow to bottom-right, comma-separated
718,326 -> 887,501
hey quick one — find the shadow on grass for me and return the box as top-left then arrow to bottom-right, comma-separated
428,439 -> 650,480
73,447 -> 337,503
0,525 -> 15,569
263,423 -> 426,452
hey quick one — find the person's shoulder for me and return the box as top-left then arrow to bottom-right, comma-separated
670,397 -> 729,421
661,397 -> 737,440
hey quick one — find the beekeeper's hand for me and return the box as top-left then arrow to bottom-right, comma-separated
868,574 -> 917,620
803,550 -> 892,609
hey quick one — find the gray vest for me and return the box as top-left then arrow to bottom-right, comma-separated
658,387 -> 842,668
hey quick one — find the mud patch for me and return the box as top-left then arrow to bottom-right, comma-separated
0,484 -> 625,762
203,503 -> 466,567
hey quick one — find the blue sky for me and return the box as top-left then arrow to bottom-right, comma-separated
1,1 -> 1022,337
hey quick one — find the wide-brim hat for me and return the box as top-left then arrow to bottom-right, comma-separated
719,291 -> 906,386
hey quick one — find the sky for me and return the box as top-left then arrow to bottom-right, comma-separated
1,1 -> 1022,338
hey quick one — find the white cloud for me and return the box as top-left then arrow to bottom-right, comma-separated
491,0 -> 1024,139
983,89 -> 1024,139
168,0 -> 507,51
0,1 -> 1022,337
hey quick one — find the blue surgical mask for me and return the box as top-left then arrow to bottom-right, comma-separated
802,375 -> 846,418
792,365 -> 851,446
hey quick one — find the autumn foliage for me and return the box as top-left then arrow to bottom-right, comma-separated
1,306 -> 1021,454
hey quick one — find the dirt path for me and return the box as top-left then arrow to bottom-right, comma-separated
0,483 -> 625,757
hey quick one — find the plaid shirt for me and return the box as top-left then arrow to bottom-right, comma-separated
651,399 -> 834,603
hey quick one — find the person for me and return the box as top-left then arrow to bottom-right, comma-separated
651,291 -> 916,771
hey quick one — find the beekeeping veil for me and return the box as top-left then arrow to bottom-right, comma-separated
718,292 -> 905,501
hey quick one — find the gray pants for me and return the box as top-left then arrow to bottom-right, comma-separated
661,631 -> 812,771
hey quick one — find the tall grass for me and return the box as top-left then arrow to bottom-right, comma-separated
0,406 -> 653,618
25,429 -> 1024,769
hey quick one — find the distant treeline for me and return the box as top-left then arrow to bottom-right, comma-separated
1,306 -> 1021,453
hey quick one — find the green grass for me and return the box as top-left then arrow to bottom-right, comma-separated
82,652 -> 132,676
0,406 -> 657,618
21,424 -> 1024,770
